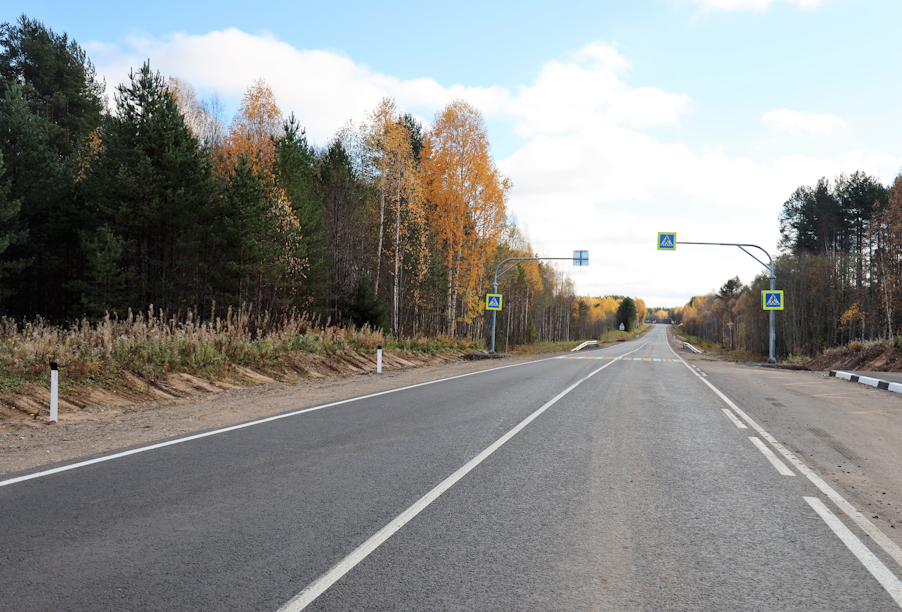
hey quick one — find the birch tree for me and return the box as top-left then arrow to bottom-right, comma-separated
422,100 -> 510,335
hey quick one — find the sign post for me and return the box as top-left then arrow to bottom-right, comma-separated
658,235 -> 779,364
489,252 -> 588,354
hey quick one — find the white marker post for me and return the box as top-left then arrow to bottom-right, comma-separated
49,362 -> 59,423
376,346 -> 382,374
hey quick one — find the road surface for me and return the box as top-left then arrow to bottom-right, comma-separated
2,325 -> 901,610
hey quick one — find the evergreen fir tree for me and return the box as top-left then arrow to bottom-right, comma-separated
81,61 -> 214,315
273,114 -> 327,307
0,151 -> 30,305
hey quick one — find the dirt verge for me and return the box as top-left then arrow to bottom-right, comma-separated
804,345 -> 902,372
0,349 -> 459,423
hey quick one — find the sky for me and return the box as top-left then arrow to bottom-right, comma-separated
11,0 -> 902,307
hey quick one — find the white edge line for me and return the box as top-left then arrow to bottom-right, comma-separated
721,408 -> 747,429
748,436 -> 795,476
805,497 -> 902,608
666,334 -> 902,571
277,341 -> 648,611
1,349 -> 634,489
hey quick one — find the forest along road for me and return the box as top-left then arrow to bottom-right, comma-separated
2,325 -> 902,610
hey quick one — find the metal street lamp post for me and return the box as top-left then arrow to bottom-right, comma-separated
489,252 -> 587,354
677,241 -> 777,364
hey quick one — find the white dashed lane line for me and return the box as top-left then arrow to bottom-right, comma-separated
721,408 -> 748,429
805,497 -> 902,608
666,336 -> 902,601
749,436 -> 795,476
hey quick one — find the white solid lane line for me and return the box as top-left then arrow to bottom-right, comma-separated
805,497 -> 902,609
749,436 -> 795,476
1,350 -> 623,489
666,333 -> 902,573
276,342 -> 649,612
721,408 -> 748,429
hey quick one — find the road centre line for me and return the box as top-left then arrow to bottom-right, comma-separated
1,346 -> 646,489
721,408 -> 748,429
666,337 -> 902,573
804,497 -> 902,608
749,437 -> 794,476
276,342 -> 649,612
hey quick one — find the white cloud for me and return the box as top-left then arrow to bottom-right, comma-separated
86,29 -> 510,144
761,108 -> 847,135
508,44 -> 692,137
694,0 -> 822,11
87,32 -> 898,306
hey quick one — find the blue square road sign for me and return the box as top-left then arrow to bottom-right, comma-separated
657,232 -> 676,250
486,294 -> 502,311
762,290 -> 784,310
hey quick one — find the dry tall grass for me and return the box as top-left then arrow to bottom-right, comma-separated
0,305 -> 480,390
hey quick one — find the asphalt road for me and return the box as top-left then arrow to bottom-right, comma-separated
2,325 -> 902,610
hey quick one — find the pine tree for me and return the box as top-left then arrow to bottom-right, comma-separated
0,151 -> 30,304
81,61 -> 214,315
0,15 -> 104,158
217,156 -> 286,316
0,16 -> 105,319
273,114 -> 327,307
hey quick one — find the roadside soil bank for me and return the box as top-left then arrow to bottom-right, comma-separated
804,345 -> 902,373
0,350 -> 459,423
670,327 -> 902,373
0,334 -> 647,478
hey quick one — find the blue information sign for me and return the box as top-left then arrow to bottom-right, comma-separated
762,290 -> 784,310
657,232 -> 676,251
486,294 -> 503,311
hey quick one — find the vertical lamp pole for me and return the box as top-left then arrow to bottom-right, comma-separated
489,251 -> 588,354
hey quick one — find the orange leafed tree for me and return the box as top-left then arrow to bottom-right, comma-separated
422,100 -> 511,333
222,80 -> 308,288
220,79 -> 283,178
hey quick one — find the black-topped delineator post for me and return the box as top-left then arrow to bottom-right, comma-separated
50,362 -> 59,422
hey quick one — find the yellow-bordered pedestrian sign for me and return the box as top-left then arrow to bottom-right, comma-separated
657,232 -> 676,250
762,290 -> 784,310
486,294 -> 502,311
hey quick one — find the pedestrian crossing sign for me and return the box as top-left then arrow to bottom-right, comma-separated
762,290 -> 784,310
486,294 -> 503,311
657,232 -> 676,251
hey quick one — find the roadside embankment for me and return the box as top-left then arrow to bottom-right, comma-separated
0,308 -> 480,424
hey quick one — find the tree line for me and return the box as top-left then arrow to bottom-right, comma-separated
0,15 -> 605,348
675,169 -> 902,358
